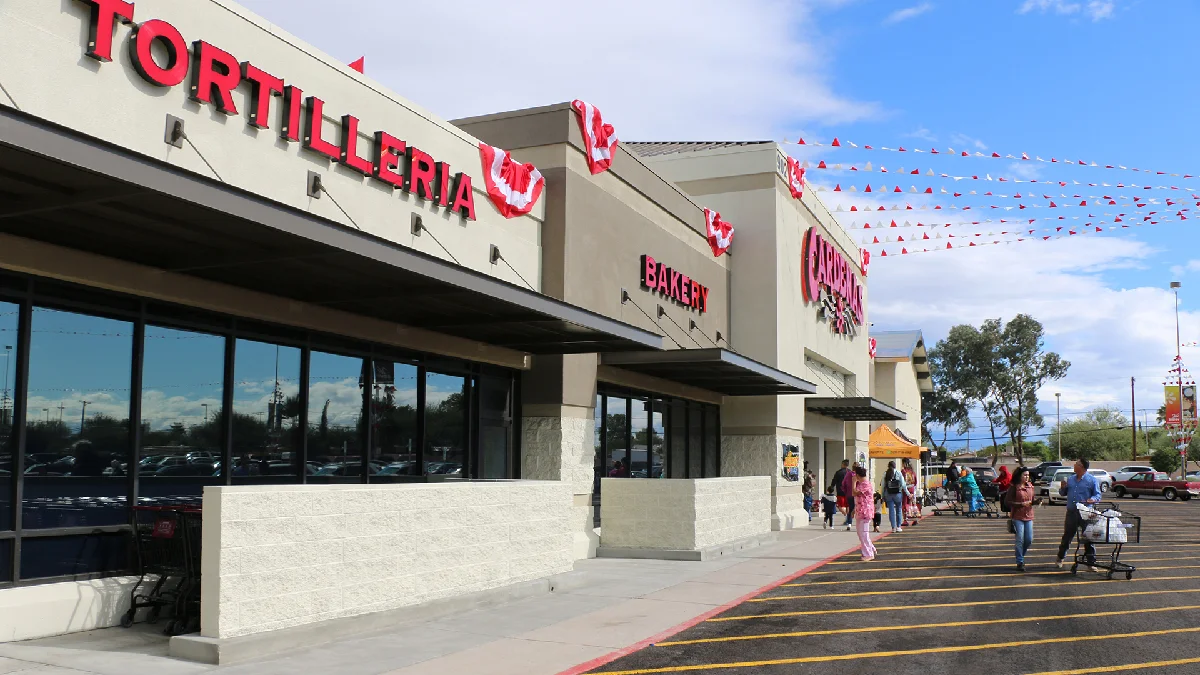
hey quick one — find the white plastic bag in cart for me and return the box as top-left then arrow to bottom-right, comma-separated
1075,503 -> 1101,521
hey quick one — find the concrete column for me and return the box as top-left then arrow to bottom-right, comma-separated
721,431 -> 809,531
520,353 -> 601,559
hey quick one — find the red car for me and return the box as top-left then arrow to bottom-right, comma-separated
1113,472 -> 1200,501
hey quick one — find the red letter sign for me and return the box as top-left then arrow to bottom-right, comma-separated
78,0 -> 135,62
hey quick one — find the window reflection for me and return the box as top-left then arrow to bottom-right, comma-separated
20,533 -> 127,580
0,302 -> 16,531
138,326 -> 224,503
605,396 -> 629,477
307,352 -> 366,478
689,405 -> 703,478
668,400 -> 686,478
425,372 -> 466,477
630,398 -> 648,478
649,400 -> 665,479
704,409 -> 719,477
23,308 -> 131,529
370,361 -> 418,478
232,340 -> 302,480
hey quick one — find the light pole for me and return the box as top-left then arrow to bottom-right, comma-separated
80,400 -> 90,436
1056,392 -> 1062,461
1,345 -> 11,425
1172,281 -> 1186,476
201,403 -> 210,424
43,408 -> 49,424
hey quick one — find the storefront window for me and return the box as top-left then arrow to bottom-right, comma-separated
139,326 -> 224,502
668,400 -> 686,478
232,340 -> 302,480
20,533 -> 128,580
23,308 -> 131,530
649,400 -> 665,479
704,408 -> 719,477
0,302 -> 16,531
630,397 -> 648,477
604,396 -> 629,477
688,405 -> 703,478
425,372 -> 466,477
307,352 -> 366,477
370,361 -> 418,477
477,373 -> 512,479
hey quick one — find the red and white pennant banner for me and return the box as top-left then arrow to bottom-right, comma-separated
572,100 -> 619,175
704,208 -> 735,257
783,138 -> 1197,180
804,161 -> 1195,193
863,217 -> 1180,257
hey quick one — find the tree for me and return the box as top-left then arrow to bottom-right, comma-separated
1151,447 -> 1181,474
920,387 -> 970,449
1048,407 -> 1130,462
983,315 -> 1069,464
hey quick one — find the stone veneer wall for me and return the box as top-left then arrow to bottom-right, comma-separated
600,477 -> 771,552
722,434 -> 811,531
200,481 -> 573,639
521,414 -> 596,559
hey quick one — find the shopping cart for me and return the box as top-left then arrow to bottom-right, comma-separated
1070,501 -> 1141,580
931,484 -> 962,516
122,505 -> 203,635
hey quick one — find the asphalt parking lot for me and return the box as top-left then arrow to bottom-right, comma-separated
580,497 -> 1200,675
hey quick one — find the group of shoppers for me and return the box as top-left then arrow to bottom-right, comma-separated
821,457 -> 921,562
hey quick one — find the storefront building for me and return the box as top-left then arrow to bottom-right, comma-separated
0,0 -> 926,651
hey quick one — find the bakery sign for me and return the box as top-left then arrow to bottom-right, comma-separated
802,227 -> 864,335
72,0 -> 476,219
641,255 -> 710,314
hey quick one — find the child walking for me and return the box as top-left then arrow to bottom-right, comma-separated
821,485 -> 838,529
872,491 -> 884,533
853,466 -> 877,561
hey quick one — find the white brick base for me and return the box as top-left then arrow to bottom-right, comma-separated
722,433 -> 811,531
521,414 -> 597,559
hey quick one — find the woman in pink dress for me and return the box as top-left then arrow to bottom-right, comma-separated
901,458 -> 919,527
853,466 -> 876,561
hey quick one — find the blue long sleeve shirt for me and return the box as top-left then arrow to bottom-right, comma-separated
1058,472 -> 1102,509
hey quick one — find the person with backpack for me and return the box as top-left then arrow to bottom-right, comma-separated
901,458 -> 920,527
883,460 -> 907,533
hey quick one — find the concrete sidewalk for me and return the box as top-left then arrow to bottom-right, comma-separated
0,524 -> 871,675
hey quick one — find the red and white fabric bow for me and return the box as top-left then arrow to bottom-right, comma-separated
571,99 -> 618,175
786,156 -> 806,200
478,143 -> 545,219
704,208 -> 735,257
860,248 -> 871,276
869,337 -> 877,359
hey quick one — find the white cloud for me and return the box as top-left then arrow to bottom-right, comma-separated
869,236 -> 1199,419
1019,0 -> 1116,20
903,127 -> 938,142
234,0 -> 877,140
950,132 -> 988,151
885,3 -> 934,24
1169,260 -> 1200,278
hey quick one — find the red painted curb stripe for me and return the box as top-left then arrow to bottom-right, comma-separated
554,522 -> 909,675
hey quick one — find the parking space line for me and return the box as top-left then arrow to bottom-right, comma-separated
811,556 -> 1196,574
589,626 -> 1200,674
830,553 -> 1200,565
756,574 -> 1200,600
1023,657 -> 1200,674
713,587 -> 1200,621
664,604 -> 1197,645
782,566 -> 1200,586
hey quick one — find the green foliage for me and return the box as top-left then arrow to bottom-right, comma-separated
1152,447 -> 1182,474
930,314 -> 1069,464
1048,407 -> 1132,463
1023,440 -> 1054,462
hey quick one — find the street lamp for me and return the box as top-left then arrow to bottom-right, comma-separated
42,408 -> 49,424
201,403 -> 210,424
80,400 -> 90,436
1,345 -> 11,425
1172,281 -> 1186,476
1056,393 -> 1062,461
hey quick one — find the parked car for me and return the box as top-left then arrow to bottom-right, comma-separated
1041,467 -> 1077,502
1114,472 -> 1200,501
1112,465 -> 1155,483
1029,461 -> 1063,483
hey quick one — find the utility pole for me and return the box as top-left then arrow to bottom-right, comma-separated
1056,392 -> 1062,461
1131,377 -> 1137,460
57,402 -> 65,424
80,400 -> 90,436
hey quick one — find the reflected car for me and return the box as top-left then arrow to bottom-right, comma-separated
425,462 -> 461,475
1113,465 -> 1155,483
155,462 -> 218,477
24,463 -> 67,476
376,462 -> 416,476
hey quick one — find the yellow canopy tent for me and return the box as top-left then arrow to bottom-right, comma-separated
868,424 -> 921,459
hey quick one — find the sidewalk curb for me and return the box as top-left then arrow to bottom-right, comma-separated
554,531 -> 878,675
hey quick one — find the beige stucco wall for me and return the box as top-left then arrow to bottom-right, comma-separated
598,477 -> 771,552
0,0 -> 540,289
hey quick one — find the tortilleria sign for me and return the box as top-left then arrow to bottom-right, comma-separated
641,255 -> 710,314
73,0 -> 476,219
802,227 -> 864,335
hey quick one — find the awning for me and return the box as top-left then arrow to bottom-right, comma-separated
806,397 -> 906,421
868,424 -> 920,459
599,348 -> 818,396
0,107 -> 662,354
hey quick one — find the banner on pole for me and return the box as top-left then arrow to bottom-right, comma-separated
1183,384 -> 1197,427
1165,385 -> 1182,428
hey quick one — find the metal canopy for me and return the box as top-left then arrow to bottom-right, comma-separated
806,397 -> 906,421
0,107 -> 662,354
600,348 -> 818,396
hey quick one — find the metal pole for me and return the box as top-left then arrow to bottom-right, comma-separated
1174,282 -> 1186,477
80,400 -> 89,436
2,346 -> 10,424
1131,377 -> 1137,461
1056,393 -> 1062,461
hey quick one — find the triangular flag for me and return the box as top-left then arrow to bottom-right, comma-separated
348,56 -> 365,73
832,138 -> 841,147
